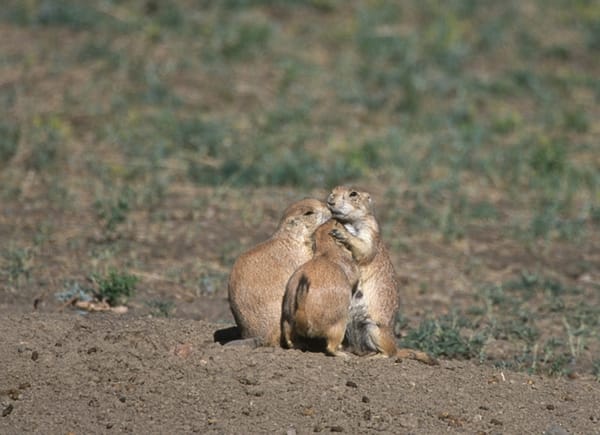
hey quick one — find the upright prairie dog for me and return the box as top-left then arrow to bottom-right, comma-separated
327,186 -> 435,364
228,198 -> 331,347
281,219 -> 360,356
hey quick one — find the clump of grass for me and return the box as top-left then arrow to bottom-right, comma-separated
94,189 -> 133,232
0,121 -> 19,165
1,246 -> 34,284
529,137 -> 567,179
220,21 -> 272,60
399,314 -> 485,359
55,281 -> 94,303
92,269 -> 138,306
5,0 -> 123,31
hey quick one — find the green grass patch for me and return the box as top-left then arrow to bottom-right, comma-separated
92,269 -> 138,306
0,121 -> 19,165
399,314 -> 485,359
1,246 -> 34,285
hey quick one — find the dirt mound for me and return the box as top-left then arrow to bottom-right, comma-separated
1,313 -> 598,434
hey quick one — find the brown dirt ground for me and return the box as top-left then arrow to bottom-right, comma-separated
0,312 -> 598,435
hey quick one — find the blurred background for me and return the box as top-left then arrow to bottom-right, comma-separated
0,0 -> 599,377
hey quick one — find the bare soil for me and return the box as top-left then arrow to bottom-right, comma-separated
0,312 -> 598,434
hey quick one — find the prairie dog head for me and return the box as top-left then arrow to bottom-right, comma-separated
312,219 -> 346,254
278,198 -> 331,238
326,186 -> 373,224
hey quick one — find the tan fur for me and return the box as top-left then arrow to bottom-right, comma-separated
281,219 -> 360,356
327,186 -> 436,365
228,198 -> 331,346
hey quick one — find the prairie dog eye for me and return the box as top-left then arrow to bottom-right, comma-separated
303,210 -> 315,216
349,191 -> 358,198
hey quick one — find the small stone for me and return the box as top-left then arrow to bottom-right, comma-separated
546,404 -> 555,410
2,404 -> 13,417
7,389 -> 21,400
361,395 -> 370,403
246,388 -> 264,397
238,377 -> 259,386
345,381 -> 358,388
87,347 -> 98,354
543,424 -> 569,435
171,343 -> 193,359
439,412 -> 464,428
329,425 -> 344,432
302,407 -> 315,416
31,351 -> 39,361
490,418 -> 503,426
119,396 -> 126,403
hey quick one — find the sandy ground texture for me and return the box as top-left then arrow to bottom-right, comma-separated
1,313 -> 599,435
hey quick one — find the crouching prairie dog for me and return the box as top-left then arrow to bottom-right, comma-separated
327,186 -> 436,364
281,219 -> 360,356
228,198 -> 331,347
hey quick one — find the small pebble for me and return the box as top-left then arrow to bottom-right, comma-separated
345,381 -> 357,388
544,424 -> 569,435
31,351 -> 39,361
2,404 -> 14,417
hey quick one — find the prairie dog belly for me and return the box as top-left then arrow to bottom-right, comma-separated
344,289 -> 378,354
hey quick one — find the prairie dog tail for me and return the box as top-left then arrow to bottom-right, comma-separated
294,275 -> 310,314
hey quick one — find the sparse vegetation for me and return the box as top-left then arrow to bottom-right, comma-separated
399,314 -> 485,360
0,0 -> 598,378
92,270 -> 138,306
146,299 -> 175,318
1,246 -> 34,285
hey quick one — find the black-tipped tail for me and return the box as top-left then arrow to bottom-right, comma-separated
294,275 -> 310,313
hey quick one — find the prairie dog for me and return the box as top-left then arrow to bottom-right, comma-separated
281,219 -> 359,356
327,186 -> 435,364
228,198 -> 331,347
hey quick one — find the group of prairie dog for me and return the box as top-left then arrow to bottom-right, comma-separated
228,186 -> 434,363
